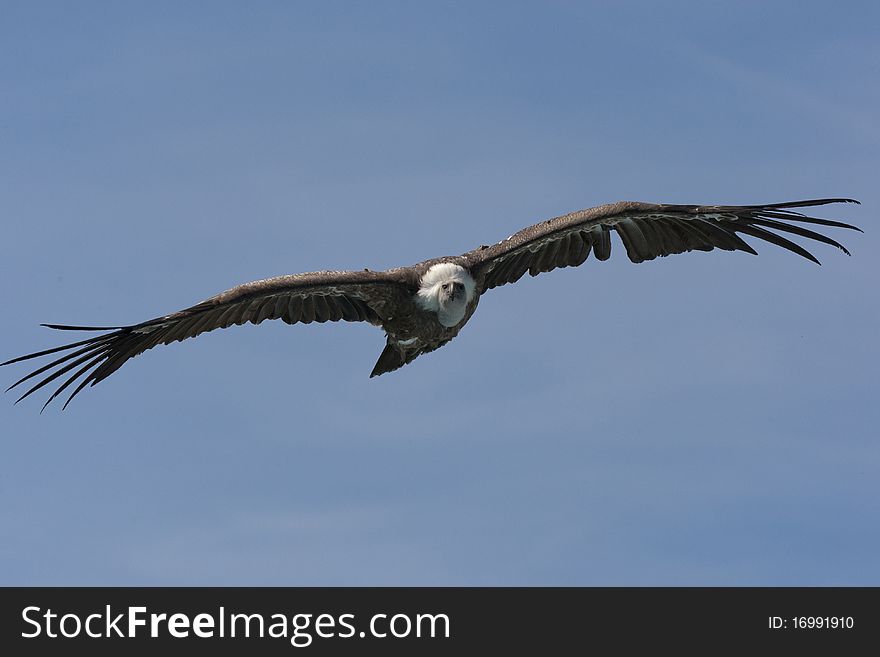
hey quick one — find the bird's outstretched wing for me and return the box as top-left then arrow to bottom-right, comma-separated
462,198 -> 861,292
2,270 -> 415,410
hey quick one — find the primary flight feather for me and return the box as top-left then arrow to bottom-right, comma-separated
2,198 -> 861,410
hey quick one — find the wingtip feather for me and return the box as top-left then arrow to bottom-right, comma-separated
41,323 -> 125,331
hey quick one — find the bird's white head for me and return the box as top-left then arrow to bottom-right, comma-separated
416,262 -> 476,327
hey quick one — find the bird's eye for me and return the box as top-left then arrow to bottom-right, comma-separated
442,283 -> 449,290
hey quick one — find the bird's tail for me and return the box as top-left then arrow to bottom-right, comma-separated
370,341 -> 407,378
369,337 -> 453,378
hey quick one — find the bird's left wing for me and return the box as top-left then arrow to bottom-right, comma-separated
2,269 -> 416,410
461,198 -> 861,293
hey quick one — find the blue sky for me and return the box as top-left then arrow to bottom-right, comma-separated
1,1 -> 877,585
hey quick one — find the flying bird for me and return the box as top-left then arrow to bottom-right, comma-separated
2,198 -> 861,410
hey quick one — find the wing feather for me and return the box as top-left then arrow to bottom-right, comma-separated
464,199 -> 859,292
730,224 -> 821,264
529,238 -> 561,275
300,296 -> 316,324
254,297 -> 277,324
312,295 -> 331,323
333,295 -> 359,321
285,296 -> 304,324
49,351 -> 115,412
326,297 -> 346,322
570,231 -> 592,266
615,218 -> 651,263
591,226 -> 612,261
748,217 -> 851,255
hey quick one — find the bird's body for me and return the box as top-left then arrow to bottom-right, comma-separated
2,198 -> 861,409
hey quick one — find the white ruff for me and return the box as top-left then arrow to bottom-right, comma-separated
415,262 -> 476,326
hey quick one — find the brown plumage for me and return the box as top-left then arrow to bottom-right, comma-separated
2,198 -> 861,410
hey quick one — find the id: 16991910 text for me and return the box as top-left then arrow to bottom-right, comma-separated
768,616 -> 854,630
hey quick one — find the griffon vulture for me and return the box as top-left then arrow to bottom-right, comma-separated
2,198 -> 861,410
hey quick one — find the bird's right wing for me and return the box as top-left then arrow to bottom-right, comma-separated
2,269 -> 416,410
